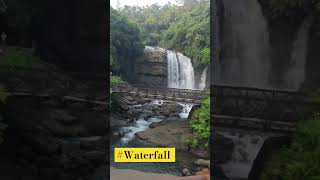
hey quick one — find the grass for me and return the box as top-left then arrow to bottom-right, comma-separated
189,95 -> 210,149
0,47 -> 41,68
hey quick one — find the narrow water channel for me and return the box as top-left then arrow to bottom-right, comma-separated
111,99 -> 198,175
217,128 -> 282,178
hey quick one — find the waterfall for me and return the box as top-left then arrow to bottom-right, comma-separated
219,131 -> 268,178
284,17 -> 312,90
167,50 -> 196,90
199,67 -> 208,90
214,0 -> 271,88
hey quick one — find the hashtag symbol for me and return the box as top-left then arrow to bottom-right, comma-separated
117,151 -> 123,159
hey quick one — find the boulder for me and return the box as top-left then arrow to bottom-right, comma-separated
182,168 -> 191,176
50,109 -> 78,125
164,116 -> 180,121
138,110 -> 154,119
194,159 -> 210,168
136,121 -> 192,151
149,121 -> 167,128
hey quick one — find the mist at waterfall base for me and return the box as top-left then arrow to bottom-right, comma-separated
216,129 -> 282,179
213,0 -> 311,90
111,100 -> 196,175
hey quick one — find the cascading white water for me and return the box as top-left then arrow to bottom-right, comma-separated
219,130 -> 278,178
284,17 -> 312,90
199,67 -> 208,90
178,103 -> 195,119
119,100 -> 194,144
167,50 -> 181,89
213,0 -> 271,88
167,50 -> 196,90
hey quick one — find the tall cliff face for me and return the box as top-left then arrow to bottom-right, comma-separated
135,47 -> 209,89
214,0 -> 318,91
135,47 -> 168,86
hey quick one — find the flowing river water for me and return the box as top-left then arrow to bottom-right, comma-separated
111,99 -> 198,175
111,47 -> 208,175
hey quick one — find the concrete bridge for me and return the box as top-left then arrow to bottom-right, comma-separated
212,84 -> 320,132
113,84 -> 208,104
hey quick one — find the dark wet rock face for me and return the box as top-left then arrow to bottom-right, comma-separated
212,132 -> 234,164
1,97 -> 108,180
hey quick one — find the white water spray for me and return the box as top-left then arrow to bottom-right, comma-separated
167,50 -> 196,90
199,67 -> 208,90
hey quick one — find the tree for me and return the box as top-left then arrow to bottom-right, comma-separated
160,0 -> 210,68
110,8 -> 144,81
118,0 -> 210,68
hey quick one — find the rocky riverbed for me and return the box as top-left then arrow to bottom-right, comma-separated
111,94 -> 210,176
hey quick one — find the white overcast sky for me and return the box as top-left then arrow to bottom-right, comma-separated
110,0 -> 177,8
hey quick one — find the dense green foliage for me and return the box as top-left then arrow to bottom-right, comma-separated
110,75 -> 123,88
117,0 -> 210,68
160,2 -> 210,68
189,95 -> 210,148
110,8 -> 144,72
0,47 -> 41,68
110,75 -> 123,95
119,3 -> 178,46
261,114 -> 320,180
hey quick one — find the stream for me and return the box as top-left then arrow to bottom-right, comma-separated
111,99 -> 198,176
216,128 -> 282,178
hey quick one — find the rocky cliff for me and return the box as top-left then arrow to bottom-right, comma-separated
135,47 -> 168,86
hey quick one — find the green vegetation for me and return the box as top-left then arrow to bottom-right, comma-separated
110,8 -> 144,73
261,113 -> 320,180
110,75 -> 123,94
189,95 -> 210,148
117,0 -> 210,68
110,75 -> 123,88
0,47 -> 41,68
160,2 -> 210,68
